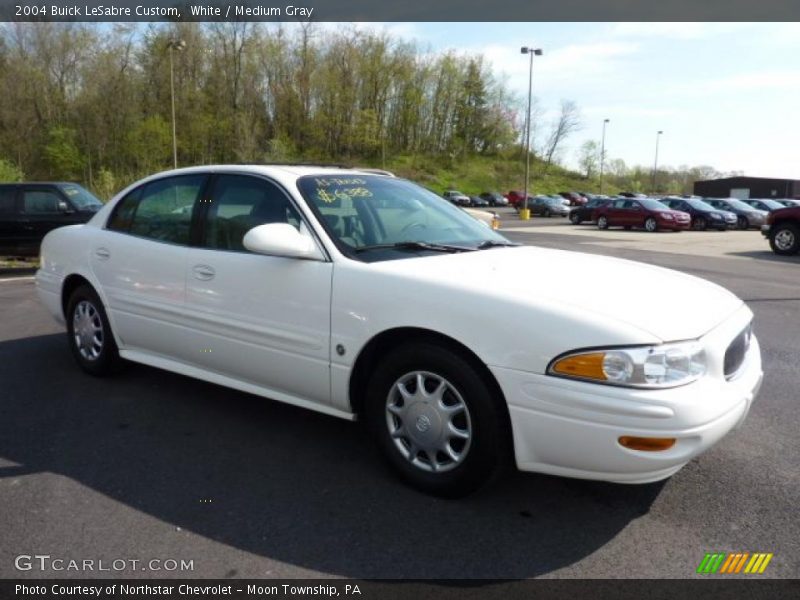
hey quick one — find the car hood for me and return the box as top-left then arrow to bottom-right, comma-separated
374,245 -> 743,342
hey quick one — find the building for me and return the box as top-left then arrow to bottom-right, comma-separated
693,176 -> 800,199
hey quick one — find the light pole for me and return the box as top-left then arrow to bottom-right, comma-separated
520,46 -> 542,220
599,118 -> 610,194
167,38 -> 186,169
652,130 -> 663,194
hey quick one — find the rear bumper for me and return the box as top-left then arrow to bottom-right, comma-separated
35,268 -> 65,325
492,307 -> 762,484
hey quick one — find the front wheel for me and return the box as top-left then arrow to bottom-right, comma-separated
543,209 -> 551,218
365,343 -> 508,497
645,217 -> 658,232
770,223 -> 800,255
66,284 -> 121,376
569,212 -> 581,224
597,215 -> 609,230
693,216 -> 707,231
737,216 -> 749,230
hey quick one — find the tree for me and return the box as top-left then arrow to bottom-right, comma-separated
577,140 -> 599,178
0,158 -> 24,182
43,126 -> 84,179
542,100 -> 582,170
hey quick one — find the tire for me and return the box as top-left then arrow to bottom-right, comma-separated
569,212 -> 581,225
645,217 -> 658,232
543,209 -> 551,218
364,342 -> 509,497
693,216 -> 707,231
770,222 -> 800,256
597,215 -> 609,230
66,284 -> 121,376
737,216 -> 749,230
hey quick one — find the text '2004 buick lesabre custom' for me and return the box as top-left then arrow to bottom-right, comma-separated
36,165 -> 763,496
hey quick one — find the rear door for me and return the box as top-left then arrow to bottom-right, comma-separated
0,185 -> 20,255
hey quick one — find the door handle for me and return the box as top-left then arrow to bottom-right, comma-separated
192,264 -> 215,281
94,247 -> 110,260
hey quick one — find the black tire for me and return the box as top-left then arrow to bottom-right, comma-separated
645,217 -> 658,232
693,216 -> 707,231
737,216 -> 749,230
569,212 -> 581,225
543,208 -> 551,218
597,215 -> 609,230
364,342 -> 509,498
66,284 -> 121,376
769,222 -> 800,256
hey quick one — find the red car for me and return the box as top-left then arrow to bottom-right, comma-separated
762,205 -> 800,255
506,190 -> 528,208
559,191 -> 588,206
594,198 -> 691,232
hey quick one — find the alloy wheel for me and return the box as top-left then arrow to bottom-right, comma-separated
72,300 -> 104,361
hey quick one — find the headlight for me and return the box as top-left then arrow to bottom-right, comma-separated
710,213 -> 721,220
661,213 -> 673,220
548,341 -> 706,388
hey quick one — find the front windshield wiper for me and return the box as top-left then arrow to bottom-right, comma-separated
354,241 -> 475,253
476,240 -> 520,250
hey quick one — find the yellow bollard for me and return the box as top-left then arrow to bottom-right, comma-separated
519,208 -> 531,220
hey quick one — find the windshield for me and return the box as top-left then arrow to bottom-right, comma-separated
59,184 -> 103,209
640,199 -> 669,211
760,199 -> 785,210
718,198 -> 753,211
297,175 -> 508,257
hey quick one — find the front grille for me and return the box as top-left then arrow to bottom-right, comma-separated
724,323 -> 752,379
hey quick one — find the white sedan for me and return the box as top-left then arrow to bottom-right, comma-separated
36,165 -> 763,496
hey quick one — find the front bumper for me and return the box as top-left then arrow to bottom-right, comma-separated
492,305 -> 763,484
761,224 -> 771,238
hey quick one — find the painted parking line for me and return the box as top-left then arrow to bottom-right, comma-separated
0,276 -> 35,283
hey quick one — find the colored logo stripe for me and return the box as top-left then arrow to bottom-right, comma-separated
697,552 -> 773,574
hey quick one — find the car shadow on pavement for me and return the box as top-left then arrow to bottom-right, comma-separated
0,333 -> 665,579
726,250 -> 800,263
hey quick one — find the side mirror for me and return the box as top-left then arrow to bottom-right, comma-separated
243,223 -> 323,260
58,201 -> 73,213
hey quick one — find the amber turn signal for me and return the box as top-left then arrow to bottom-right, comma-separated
551,352 -> 607,380
618,436 -> 676,452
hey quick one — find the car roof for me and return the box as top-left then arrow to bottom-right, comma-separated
0,181 -> 78,186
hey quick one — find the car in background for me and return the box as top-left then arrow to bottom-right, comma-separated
595,198 -> 691,232
0,182 -> 104,257
618,192 -> 648,199
774,199 -> 800,208
468,195 -> 490,208
762,205 -> 800,255
659,197 -> 736,231
529,196 -> 570,217
703,198 -> 767,230
479,192 -> 508,207
559,192 -> 587,206
569,197 -> 613,224
443,190 -> 471,206
506,190 -> 528,207
743,199 -> 786,213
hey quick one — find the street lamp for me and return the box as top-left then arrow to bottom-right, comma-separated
652,130 -> 663,193
520,46 -> 543,220
599,118 -> 610,194
167,38 -> 186,169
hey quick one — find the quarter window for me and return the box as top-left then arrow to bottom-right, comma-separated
203,175 -> 301,252
107,190 -> 140,232
22,190 -> 63,214
128,175 -> 206,245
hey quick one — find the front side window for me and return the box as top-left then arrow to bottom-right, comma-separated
22,190 -> 63,214
204,175 -> 301,252
297,174 -> 507,259
128,175 -> 206,244
59,184 -> 103,209
0,188 -> 15,214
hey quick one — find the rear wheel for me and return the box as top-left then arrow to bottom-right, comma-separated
770,223 -> 800,255
693,216 -> 707,231
365,343 -> 508,497
569,212 -> 581,224
737,216 -> 749,230
645,217 -> 658,232
66,284 -> 120,376
543,208 -> 551,218
597,215 -> 609,230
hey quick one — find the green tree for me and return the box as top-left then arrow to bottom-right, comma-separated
0,158 -> 24,182
43,126 -> 85,179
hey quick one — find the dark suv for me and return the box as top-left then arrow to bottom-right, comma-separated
0,182 -> 103,257
762,205 -> 800,255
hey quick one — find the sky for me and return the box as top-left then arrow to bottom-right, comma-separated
340,22 -> 800,178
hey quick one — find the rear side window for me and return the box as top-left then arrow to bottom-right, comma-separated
22,190 -> 63,214
0,187 -> 15,214
127,175 -> 206,245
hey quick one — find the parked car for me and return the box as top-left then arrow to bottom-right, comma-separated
742,199 -> 786,213
774,199 -> 800,208
559,192 -> 587,206
468,195 -> 490,208
761,205 -> 800,255
659,197 -> 736,231
0,182 -> 103,257
569,197 -> 613,224
506,190 -> 527,207
595,198 -> 691,232
618,192 -> 648,199
479,192 -> 508,207
443,190 -> 471,206
36,165 -> 762,497
529,196 -> 570,217
703,198 -> 767,230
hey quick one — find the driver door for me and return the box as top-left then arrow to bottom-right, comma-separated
183,174 -> 333,407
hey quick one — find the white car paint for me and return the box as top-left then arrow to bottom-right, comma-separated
36,165 -> 763,484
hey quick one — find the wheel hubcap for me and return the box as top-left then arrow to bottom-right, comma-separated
646,219 -> 656,231
385,371 -> 472,473
775,229 -> 795,251
73,300 -> 104,361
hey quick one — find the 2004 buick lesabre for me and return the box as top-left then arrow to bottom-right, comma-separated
36,166 -> 763,496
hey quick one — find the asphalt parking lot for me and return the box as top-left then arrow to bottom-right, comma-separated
1,219 -> 798,580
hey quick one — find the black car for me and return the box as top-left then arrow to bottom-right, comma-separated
0,182 -> 103,257
469,195 -> 490,207
703,198 -> 767,230
659,197 -> 734,231
743,198 -> 789,213
479,192 -> 508,206
569,197 -> 613,224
